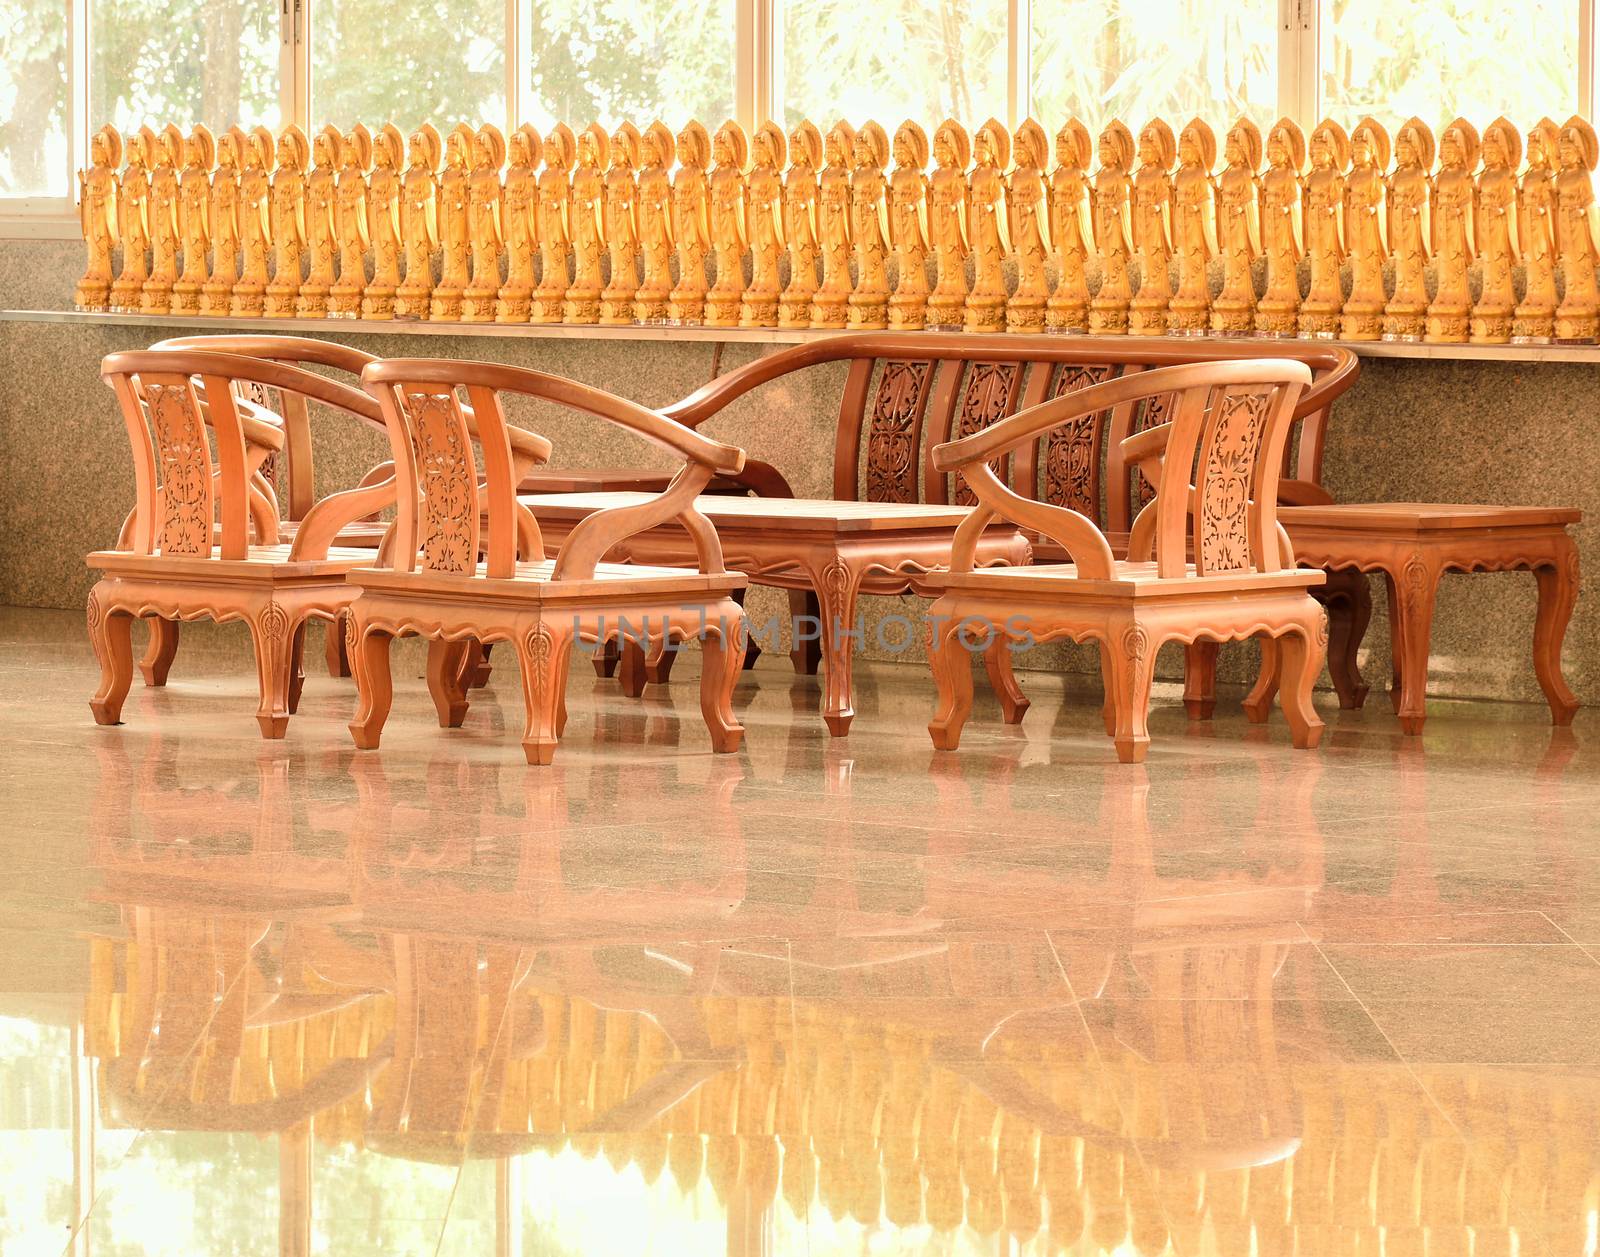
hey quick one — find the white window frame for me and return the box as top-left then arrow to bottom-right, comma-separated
4,0 -> 1598,239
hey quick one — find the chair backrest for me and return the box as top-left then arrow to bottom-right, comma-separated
101,349 -> 384,560
152,334 -> 384,520
362,358 -> 745,580
660,333 -> 1357,525
933,359 -> 1312,580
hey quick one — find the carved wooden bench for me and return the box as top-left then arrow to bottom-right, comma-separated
531,333 -> 1358,725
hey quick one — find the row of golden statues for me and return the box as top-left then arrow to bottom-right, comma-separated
74,110 -> 1600,342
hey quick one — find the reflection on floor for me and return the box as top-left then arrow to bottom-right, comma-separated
1,606 -> 1598,1256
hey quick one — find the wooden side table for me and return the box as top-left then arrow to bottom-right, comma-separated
1279,503 -> 1582,734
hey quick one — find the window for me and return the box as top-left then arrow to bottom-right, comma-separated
312,0 -> 505,134
1032,0 -> 1278,130
89,0 -> 282,136
0,2 -> 70,198
781,0 -> 1008,128
1322,0 -> 1580,137
524,0 -> 737,130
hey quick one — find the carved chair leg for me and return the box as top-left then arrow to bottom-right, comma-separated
790,589 -> 822,675
1383,572 -> 1404,715
593,639 -> 621,678
248,602 -> 297,739
287,621 -> 308,714
88,589 -> 134,726
618,639 -> 648,698
1102,624 -> 1156,764
646,641 -> 679,685
426,639 -> 471,728
517,623 -> 574,765
732,587 -> 761,671
699,601 -> 748,753
1242,637 -> 1280,724
348,621 -> 395,751
927,610 -> 976,751
1277,614 -> 1328,750
813,559 -> 863,736
1391,558 -> 1440,736
982,637 -> 1029,724
459,640 -> 494,689
324,612 -> 352,678
1098,651 -> 1117,737
141,617 -> 180,687
1323,570 -> 1371,709
1534,543 -> 1581,726
1182,639 -> 1219,720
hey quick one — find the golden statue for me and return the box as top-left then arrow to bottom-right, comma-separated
533,122 -> 574,324
600,122 -> 641,325
297,125 -> 340,317
140,125 -> 184,315
263,126 -> 308,319
1255,117 -> 1304,336
705,120 -> 749,328
669,120 -> 712,324
1298,118 -> 1348,338
461,123 -> 506,324
327,124 -> 372,318
1382,117 -> 1434,340
429,124 -> 475,322
1005,118 -> 1049,332
1513,118 -> 1561,343
1046,118 -> 1092,333
635,120 -> 676,323
1425,117 -> 1480,343
779,120 -> 823,328
360,123 -> 404,320
810,120 -> 856,329
109,127 -> 154,312
566,123 -> 609,324
230,126 -> 275,317
1471,117 -> 1521,344
740,120 -> 786,327
1128,118 -> 1176,336
1167,117 -> 1216,334
1211,117 -> 1261,335
1089,120 -> 1135,334
75,123 -> 122,311
492,123 -> 539,323
200,127 -> 244,317
886,120 -> 930,330
393,124 -> 440,321
1554,115 -> 1600,342
926,118 -> 971,329
1340,117 -> 1389,341
848,120 -> 892,330
171,125 -> 214,316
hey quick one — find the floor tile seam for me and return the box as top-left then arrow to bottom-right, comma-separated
1297,921 -> 1466,1139
1536,911 -> 1600,968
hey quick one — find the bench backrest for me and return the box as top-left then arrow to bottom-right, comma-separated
663,334 -> 1358,529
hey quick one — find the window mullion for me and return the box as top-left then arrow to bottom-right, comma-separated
1008,0 -> 1030,130
292,0 -> 311,130
1581,0 -> 1595,119
71,0 -> 88,193
1277,0 -> 1317,130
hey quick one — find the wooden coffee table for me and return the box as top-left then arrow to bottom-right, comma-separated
521,492 -> 1031,735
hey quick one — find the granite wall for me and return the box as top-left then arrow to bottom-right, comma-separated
2,238 -> 1593,710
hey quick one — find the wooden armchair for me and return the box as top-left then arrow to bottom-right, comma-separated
88,349 -> 398,737
922,359 -> 1327,763
348,357 -> 750,764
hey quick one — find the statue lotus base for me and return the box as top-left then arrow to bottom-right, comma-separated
1089,301 -> 1129,334
1555,311 -> 1598,342
1166,303 -> 1208,335
704,295 -> 742,327
599,292 -> 637,325
1005,297 -> 1046,333
1511,311 -> 1554,342
848,294 -> 888,330
1381,306 -> 1425,340
264,285 -> 300,318
669,297 -> 706,325
1046,299 -> 1088,333
108,279 -> 145,313
964,296 -> 1005,334
1339,307 -> 1383,341
1469,310 -> 1511,344
809,294 -> 847,329
1209,303 -> 1253,335
1297,308 -> 1340,338
531,292 -> 566,324
359,288 -> 396,320
171,282 -> 203,315
634,296 -> 669,323
739,299 -> 778,328
1424,311 -> 1469,343
231,288 -> 268,318
777,297 -> 813,328
494,293 -> 532,323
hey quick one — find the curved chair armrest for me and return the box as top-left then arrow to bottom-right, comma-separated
954,462 -> 1115,580
152,333 -> 381,378
1277,478 -> 1336,506
553,463 -> 721,580
288,476 -> 397,561
729,457 -> 795,498
659,341 -> 859,427
363,359 -> 742,476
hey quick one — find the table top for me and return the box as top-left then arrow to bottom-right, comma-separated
519,492 -> 1009,533
1281,502 -> 1581,531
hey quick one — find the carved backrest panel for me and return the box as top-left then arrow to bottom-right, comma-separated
949,361 -> 1021,505
144,380 -> 215,556
1039,363 -> 1115,525
401,388 -> 480,574
1131,391 -> 1177,507
1194,387 -> 1274,575
862,359 -> 934,503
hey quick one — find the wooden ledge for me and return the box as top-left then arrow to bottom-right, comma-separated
10,308 -> 1600,363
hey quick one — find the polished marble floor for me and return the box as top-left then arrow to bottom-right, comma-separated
2,606 -> 1599,1256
